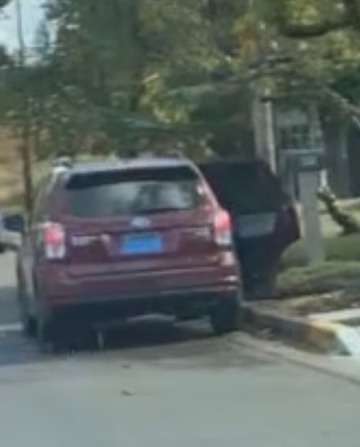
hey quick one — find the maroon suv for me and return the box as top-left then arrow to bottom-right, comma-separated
16,157 -> 242,349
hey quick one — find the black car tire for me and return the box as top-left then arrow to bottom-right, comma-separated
210,293 -> 242,335
23,314 -> 37,338
36,311 -> 59,354
17,282 -> 37,338
37,310 -> 74,354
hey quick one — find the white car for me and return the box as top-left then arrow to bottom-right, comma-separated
0,212 -> 6,252
0,212 -> 23,252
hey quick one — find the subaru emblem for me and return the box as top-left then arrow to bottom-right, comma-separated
131,217 -> 151,229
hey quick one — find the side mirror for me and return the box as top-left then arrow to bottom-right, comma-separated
3,213 -> 25,234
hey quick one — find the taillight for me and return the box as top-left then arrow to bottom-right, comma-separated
42,222 -> 66,260
214,209 -> 232,246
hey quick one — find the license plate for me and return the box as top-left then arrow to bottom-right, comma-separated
121,233 -> 163,255
237,213 -> 276,238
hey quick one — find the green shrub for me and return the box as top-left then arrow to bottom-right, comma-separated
278,261 -> 360,297
281,234 -> 360,269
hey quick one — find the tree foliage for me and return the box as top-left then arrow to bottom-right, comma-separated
0,0 -> 10,8
262,0 -> 360,38
258,0 -> 360,120
29,0 -> 256,157
2,0 -> 360,160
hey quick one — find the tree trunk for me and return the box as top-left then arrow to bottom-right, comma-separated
19,115 -> 34,219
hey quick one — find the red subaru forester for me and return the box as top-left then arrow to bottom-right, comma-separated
16,156 -> 242,349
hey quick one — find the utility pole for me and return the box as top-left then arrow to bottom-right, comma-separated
298,103 -> 325,264
251,9 -> 277,173
253,84 -> 277,172
15,0 -> 34,218
276,101 -> 325,265
263,93 -> 277,172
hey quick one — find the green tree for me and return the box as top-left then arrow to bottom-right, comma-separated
256,0 -> 360,117
0,0 -> 11,7
42,0 -> 250,156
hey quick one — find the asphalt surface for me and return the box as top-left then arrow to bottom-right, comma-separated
0,253 -> 360,447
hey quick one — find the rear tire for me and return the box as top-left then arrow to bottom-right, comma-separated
36,313 -> 59,354
23,315 -> 37,338
210,294 -> 242,335
17,282 -> 37,338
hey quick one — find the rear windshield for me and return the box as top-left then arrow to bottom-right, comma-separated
65,166 -> 203,218
198,160 -> 286,214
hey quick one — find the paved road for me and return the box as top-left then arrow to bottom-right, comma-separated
0,254 -> 360,447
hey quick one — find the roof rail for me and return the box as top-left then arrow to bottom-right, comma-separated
137,151 -> 155,158
165,150 -> 184,159
136,150 -> 185,159
52,156 -> 73,169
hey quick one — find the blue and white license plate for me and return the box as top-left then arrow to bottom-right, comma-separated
121,233 -> 163,255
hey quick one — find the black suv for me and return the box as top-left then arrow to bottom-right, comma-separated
198,158 -> 300,299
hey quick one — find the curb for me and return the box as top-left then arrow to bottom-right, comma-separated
241,304 -> 360,356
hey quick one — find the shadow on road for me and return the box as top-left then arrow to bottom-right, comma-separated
0,317 -> 275,372
0,283 -> 272,371
0,280 -> 219,368
102,317 -> 211,350
98,319 -> 271,370
0,315 -> 217,368
0,286 -> 20,326
60,316 -> 220,364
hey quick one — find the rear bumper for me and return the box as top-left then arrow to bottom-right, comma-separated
36,259 -> 241,322
42,284 -> 241,325
39,255 -> 239,297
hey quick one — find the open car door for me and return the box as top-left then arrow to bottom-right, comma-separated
198,159 -> 300,299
